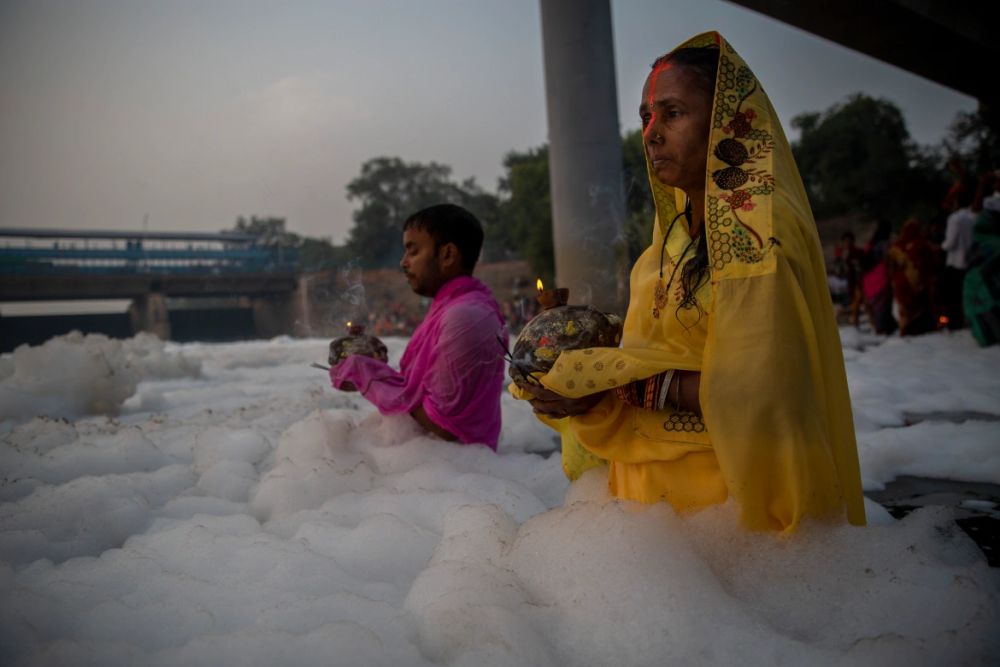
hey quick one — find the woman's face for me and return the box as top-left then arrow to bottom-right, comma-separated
640,64 -> 713,193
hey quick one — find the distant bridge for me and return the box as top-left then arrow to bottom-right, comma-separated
0,228 -> 534,352
0,227 -> 320,346
0,227 -> 297,300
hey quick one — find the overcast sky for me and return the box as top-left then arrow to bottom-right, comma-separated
0,0 -> 976,244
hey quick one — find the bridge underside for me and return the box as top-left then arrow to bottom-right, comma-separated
1,272 -> 299,345
727,0 -> 998,119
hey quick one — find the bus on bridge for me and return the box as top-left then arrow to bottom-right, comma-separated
0,227 -> 303,349
0,227 -> 297,277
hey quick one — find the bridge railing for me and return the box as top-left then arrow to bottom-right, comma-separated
0,244 -> 298,275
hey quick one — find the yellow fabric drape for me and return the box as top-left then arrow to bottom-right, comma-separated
519,31 -> 865,532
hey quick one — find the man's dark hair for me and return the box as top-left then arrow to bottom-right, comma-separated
403,203 -> 484,273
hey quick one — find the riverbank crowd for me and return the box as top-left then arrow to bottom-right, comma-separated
829,170 -> 1000,346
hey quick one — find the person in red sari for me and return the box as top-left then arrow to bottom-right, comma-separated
887,218 -> 939,336
860,219 -> 897,335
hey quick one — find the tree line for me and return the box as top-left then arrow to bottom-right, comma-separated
227,94 -> 998,278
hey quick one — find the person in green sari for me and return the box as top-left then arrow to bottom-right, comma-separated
964,175 -> 1000,346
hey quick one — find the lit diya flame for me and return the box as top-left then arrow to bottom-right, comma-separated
507,289 -> 623,387
939,315 -> 949,327
330,321 -> 388,367
535,277 -> 569,310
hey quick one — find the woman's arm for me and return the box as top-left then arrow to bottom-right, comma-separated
518,369 -> 701,418
674,371 -> 702,415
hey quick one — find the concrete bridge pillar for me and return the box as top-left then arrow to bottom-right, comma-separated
540,0 -> 628,314
251,295 -> 297,340
129,292 -> 171,340
250,270 -> 337,339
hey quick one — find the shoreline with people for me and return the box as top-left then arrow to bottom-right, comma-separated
826,170 -> 1000,344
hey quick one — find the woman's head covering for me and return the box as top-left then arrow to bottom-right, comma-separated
647,32 -> 818,285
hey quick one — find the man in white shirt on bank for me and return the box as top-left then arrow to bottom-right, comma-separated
941,188 -> 976,329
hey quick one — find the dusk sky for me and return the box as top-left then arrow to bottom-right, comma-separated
0,0 -> 976,244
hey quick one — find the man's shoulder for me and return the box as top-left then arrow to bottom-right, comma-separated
441,287 -> 499,312
439,294 -> 499,325
433,292 -> 502,342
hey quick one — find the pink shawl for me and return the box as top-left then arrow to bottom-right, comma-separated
330,275 -> 508,449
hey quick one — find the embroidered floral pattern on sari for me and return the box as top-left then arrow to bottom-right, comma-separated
706,47 -> 778,271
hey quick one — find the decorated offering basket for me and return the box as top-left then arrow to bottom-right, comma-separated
329,322 -> 389,391
329,323 -> 388,366
508,287 -> 623,388
328,323 -> 388,392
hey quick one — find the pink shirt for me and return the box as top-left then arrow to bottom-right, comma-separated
330,275 -> 508,449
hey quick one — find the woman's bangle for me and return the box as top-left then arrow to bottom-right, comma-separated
657,369 -> 675,410
615,369 -> 677,411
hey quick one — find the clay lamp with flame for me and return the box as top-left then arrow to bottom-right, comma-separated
507,278 -> 623,388
321,321 -> 389,391
535,278 -> 569,310
329,321 -> 389,366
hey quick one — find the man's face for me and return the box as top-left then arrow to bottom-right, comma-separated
640,64 -> 713,193
400,226 -> 446,297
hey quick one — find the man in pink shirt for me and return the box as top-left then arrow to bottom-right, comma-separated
329,204 -> 508,450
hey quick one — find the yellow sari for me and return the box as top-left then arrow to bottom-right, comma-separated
520,32 -> 865,532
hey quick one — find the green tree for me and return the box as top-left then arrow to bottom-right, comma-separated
227,215 -> 345,271
497,146 -> 553,281
791,94 -> 942,224
496,133 -> 655,281
298,236 -> 351,271
344,157 -> 501,268
232,215 -> 297,246
621,129 -> 655,261
943,108 -> 1000,175
458,176 -> 508,263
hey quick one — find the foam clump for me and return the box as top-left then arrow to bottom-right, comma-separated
859,419 -> 1000,489
1,331 -> 998,665
845,329 -> 1000,433
0,332 -> 200,422
249,410 -> 375,521
0,421 -> 172,503
0,388 -> 565,665
406,470 -> 999,666
0,465 -> 194,565
192,426 -> 272,502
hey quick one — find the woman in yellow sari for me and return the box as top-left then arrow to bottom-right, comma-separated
516,32 -> 866,533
